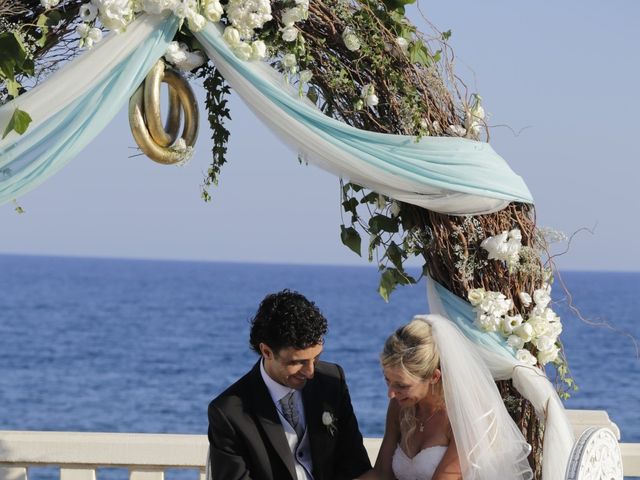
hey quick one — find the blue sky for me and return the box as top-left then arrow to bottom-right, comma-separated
1,0 -> 639,271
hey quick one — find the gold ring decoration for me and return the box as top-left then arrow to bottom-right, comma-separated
129,60 -> 199,165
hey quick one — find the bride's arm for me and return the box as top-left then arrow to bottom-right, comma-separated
355,399 -> 400,480
432,437 -> 462,480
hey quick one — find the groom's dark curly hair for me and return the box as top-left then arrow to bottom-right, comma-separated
249,289 -> 328,354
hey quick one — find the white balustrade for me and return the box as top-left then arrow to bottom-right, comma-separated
0,410 -> 638,479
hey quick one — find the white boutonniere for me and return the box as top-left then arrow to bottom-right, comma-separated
322,410 -> 337,436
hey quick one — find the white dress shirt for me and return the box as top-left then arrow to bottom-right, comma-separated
260,360 -> 313,480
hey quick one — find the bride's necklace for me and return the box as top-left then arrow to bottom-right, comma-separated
417,407 -> 439,432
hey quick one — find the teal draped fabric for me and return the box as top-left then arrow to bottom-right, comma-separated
0,16 -> 179,205
431,280 -> 517,360
194,23 -> 534,206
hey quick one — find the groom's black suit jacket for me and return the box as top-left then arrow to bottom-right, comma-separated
208,360 -> 371,480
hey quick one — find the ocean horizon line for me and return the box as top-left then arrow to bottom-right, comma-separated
1,251 -> 639,275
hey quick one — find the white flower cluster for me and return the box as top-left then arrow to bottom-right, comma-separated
468,283 -> 562,365
222,0 -> 279,61
164,41 -> 206,71
71,0 -> 209,44
481,228 -> 522,272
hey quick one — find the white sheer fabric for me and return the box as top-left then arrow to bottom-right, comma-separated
194,24 -> 531,216
427,281 -> 575,480
414,314 -> 534,479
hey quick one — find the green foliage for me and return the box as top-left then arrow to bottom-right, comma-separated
199,64 -> 231,201
2,108 -> 32,139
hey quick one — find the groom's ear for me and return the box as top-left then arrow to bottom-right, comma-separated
259,342 -> 274,360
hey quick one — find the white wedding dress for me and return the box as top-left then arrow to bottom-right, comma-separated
392,444 -> 448,480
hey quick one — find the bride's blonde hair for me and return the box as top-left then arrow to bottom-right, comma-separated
380,318 -> 444,448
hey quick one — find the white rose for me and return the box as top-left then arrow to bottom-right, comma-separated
94,0 -> 133,32
395,37 -> 409,53
467,288 -> 485,307
518,292 -> 532,307
223,27 -> 241,47
537,345 -> 560,365
516,349 -> 537,366
534,335 -> 555,352
533,285 -> 551,309
187,11 -> 206,32
342,28 -> 361,52
281,26 -> 298,42
79,3 -> 98,21
232,42 -> 253,61
251,40 -> 267,61
515,322 -> 534,342
282,53 -> 297,69
507,334 -> 525,350
87,27 -> 103,43
203,0 -> 223,22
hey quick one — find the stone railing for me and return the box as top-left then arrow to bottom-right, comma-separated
0,410 -> 638,479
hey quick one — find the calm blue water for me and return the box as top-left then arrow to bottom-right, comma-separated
0,254 -> 638,445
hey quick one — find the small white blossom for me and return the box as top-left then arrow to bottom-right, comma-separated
93,0 -> 134,32
534,335 -> 555,352
467,288 -> 486,307
187,11 -> 206,31
226,0 -> 272,38
519,292 -> 532,307
395,37 -> 409,53
342,28 -> 361,52
281,26 -> 298,42
501,314 -> 523,336
76,23 -> 91,38
87,27 -> 103,43
448,125 -> 466,137
360,84 -> 378,107
507,334 -> 525,350
79,3 -> 98,21
533,284 -> 551,309
141,0 -> 179,14
282,53 -> 297,70
299,69 -> 313,83
516,349 -> 537,366
41,0 -> 60,9
165,42 -> 188,65
480,229 -> 522,271
282,6 -> 306,26
537,345 -> 560,365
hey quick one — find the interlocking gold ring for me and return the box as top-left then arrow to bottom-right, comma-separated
129,60 -> 199,165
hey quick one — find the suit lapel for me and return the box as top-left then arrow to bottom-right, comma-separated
248,362 -> 298,480
302,376 -> 328,480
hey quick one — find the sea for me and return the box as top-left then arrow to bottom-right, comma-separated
0,254 -> 638,474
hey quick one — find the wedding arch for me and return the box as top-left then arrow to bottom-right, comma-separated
1,0 -> 585,477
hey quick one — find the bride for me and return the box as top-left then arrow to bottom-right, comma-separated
359,316 -> 533,480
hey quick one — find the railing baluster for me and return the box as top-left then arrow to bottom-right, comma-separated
129,469 -> 164,480
0,467 -> 27,480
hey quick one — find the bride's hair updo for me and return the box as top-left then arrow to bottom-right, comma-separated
381,319 -> 444,445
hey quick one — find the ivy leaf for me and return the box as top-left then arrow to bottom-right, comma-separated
408,41 -> 431,66
441,30 -> 452,41
2,108 -> 32,139
369,214 -> 399,234
360,191 -> 379,204
385,241 -> 404,270
340,225 -> 361,256
378,268 -> 397,302
341,197 -> 359,215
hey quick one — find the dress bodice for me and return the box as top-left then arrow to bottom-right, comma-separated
391,444 -> 447,480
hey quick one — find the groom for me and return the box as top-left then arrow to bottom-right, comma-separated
208,289 -> 371,480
